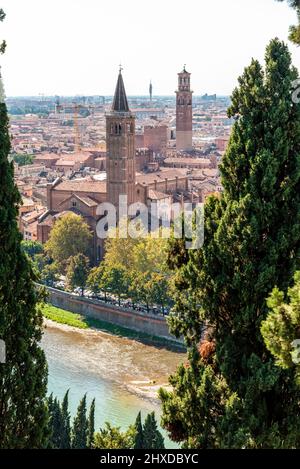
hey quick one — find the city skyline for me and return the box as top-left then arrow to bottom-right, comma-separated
0,0 -> 300,97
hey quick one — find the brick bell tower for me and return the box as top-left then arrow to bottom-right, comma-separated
106,68 -> 136,213
176,65 -> 193,152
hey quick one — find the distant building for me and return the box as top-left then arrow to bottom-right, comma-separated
176,66 -> 193,152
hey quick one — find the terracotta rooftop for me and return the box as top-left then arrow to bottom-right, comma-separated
136,168 -> 188,185
148,189 -> 170,200
53,179 -> 106,193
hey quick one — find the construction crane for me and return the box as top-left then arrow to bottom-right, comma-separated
55,101 -> 85,152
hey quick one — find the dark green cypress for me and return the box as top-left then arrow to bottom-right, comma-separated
133,411 -> 144,449
160,39 -> 300,448
87,398 -> 95,448
143,412 -> 165,449
71,394 -> 88,449
0,43 -> 49,447
61,390 -> 71,449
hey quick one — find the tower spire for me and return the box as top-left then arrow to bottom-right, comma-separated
112,68 -> 129,113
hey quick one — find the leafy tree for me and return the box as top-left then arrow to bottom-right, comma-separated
133,411 -> 144,449
261,271 -> 300,382
71,394 -> 88,449
87,398 -> 95,448
0,30 -> 49,448
160,39 -> 300,448
93,423 -> 136,449
66,254 -> 90,296
45,212 -> 92,272
148,272 -> 171,314
40,262 -> 59,287
102,264 -> 129,306
87,264 -> 108,301
21,240 -> 44,259
277,1 -> 300,45
104,230 -> 137,270
130,271 -> 152,312
12,153 -> 34,166
143,412 -> 165,449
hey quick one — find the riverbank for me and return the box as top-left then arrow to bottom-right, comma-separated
43,317 -> 185,404
41,302 -> 186,352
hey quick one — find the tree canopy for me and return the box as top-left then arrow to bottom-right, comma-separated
45,212 -> 92,272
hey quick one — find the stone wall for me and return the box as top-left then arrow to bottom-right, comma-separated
46,286 -> 180,343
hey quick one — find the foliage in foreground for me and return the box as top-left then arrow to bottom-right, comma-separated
160,39 -> 300,448
0,16 -> 49,448
261,271 -> 300,382
47,393 -> 164,449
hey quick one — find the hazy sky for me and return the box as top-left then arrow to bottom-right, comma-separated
0,0 -> 300,96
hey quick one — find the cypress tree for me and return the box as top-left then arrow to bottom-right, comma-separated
87,398 -> 95,448
71,394 -> 88,449
133,411 -> 144,449
160,39 -> 300,448
0,27 -> 49,447
143,412 -> 165,449
61,390 -> 71,449
49,398 -> 64,449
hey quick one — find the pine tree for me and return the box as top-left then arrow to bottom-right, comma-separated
61,390 -> 71,449
0,27 -> 49,447
87,398 -> 95,448
143,412 -> 165,449
160,39 -> 300,448
71,394 -> 88,449
133,411 -> 144,449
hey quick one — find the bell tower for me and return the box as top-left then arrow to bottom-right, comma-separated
106,69 -> 136,212
176,65 -> 193,152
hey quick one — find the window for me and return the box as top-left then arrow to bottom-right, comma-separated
72,201 -> 77,207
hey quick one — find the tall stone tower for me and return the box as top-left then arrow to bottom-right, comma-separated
176,65 -> 193,152
106,69 -> 136,213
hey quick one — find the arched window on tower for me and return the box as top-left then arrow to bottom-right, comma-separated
118,123 -> 122,134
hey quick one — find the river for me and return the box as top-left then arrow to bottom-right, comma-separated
41,320 -> 185,448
